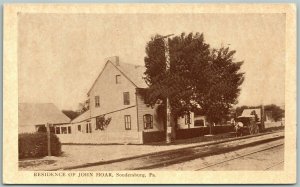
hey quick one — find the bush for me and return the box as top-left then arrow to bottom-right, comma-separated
19,132 -> 61,159
212,125 -> 234,134
176,125 -> 234,140
176,127 -> 209,139
143,131 -> 165,143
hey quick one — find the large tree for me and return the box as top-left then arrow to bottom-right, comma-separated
143,32 -> 244,126
144,33 -> 210,124
198,47 -> 245,124
264,104 -> 285,121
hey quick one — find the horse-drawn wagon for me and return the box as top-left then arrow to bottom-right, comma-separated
235,115 -> 261,136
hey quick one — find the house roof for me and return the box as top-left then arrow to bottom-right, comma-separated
19,103 -> 70,126
112,61 -> 148,89
71,110 -> 91,123
87,56 -> 148,95
241,108 -> 261,118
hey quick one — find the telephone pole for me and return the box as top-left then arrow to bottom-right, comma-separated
46,123 -> 51,156
155,34 -> 174,143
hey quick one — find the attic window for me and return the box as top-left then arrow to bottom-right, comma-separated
123,92 -> 130,105
95,96 -> 100,107
116,75 -> 121,84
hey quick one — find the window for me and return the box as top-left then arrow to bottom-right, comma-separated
95,96 -> 100,107
195,119 -> 205,126
77,125 -> 81,132
124,115 -> 131,130
86,123 -> 92,133
55,127 -> 60,134
116,75 -> 121,84
123,92 -> 130,105
61,127 -> 67,134
185,114 -> 191,125
50,127 -> 55,133
143,114 -> 153,129
68,126 -> 72,134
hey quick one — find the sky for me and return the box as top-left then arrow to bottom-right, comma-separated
18,13 -> 286,110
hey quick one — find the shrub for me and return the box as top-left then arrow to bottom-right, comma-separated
176,127 -> 210,139
19,132 -> 61,159
212,125 -> 235,134
143,131 -> 165,143
176,125 -> 234,140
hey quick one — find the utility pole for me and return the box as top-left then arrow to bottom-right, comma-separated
261,104 -> 265,131
155,34 -> 174,143
46,123 -> 51,156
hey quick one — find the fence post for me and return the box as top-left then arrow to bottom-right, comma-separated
46,123 -> 51,156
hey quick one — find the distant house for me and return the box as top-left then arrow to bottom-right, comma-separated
177,112 -> 207,129
241,108 -> 274,122
18,103 -> 70,133
54,56 -> 206,144
241,108 -> 261,119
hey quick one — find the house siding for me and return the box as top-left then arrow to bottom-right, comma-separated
89,62 -> 137,118
57,107 -> 142,144
55,61 -> 144,144
136,90 -> 164,132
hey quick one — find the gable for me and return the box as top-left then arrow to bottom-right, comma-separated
87,56 -> 147,96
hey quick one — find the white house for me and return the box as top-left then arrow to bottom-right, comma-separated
18,103 -> 70,133
55,56 -> 207,144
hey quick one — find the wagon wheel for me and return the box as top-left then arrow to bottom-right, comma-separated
248,124 -> 253,135
249,121 -> 256,135
254,123 -> 259,134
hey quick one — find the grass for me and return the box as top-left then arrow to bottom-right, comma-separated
262,126 -> 284,133
19,159 -> 56,169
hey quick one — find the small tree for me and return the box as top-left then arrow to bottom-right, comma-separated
77,99 -> 90,114
95,115 -> 112,130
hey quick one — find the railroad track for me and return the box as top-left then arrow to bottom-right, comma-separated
195,143 -> 284,171
69,132 -> 284,171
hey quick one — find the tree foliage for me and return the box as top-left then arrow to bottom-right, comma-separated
77,100 -> 89,114
143,32 -> 244,124
200,47 -> 245,123
264,104 -> 284,121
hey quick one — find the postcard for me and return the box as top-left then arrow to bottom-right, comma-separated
3,3 -> 296,184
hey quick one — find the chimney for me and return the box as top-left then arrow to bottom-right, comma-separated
105,56 -> 119,66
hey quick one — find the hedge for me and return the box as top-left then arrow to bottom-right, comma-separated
143,131 -> 165,143
143,125 -> 235,143
19,132 -> 61,159
176,125 -> 234,140
212,125 -> 234,134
